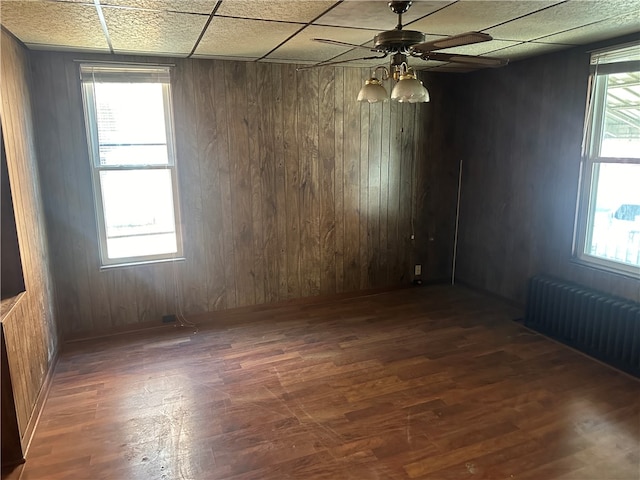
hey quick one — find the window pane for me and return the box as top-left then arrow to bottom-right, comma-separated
99,169 -> 177,260
94,82 -> 169,166
586,163 -> 640,268
600,72 -> 640,158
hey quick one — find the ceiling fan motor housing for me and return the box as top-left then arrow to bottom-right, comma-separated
374,30 -> 425,52
388,1 -> 413,15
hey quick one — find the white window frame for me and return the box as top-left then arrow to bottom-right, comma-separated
574,43 -> 640,278
80,63 -> 183,267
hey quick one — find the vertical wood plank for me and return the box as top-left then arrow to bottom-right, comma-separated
194,59 -> 226,311
334,67 -> 345,293
297,67 -> 320,297
367,90 -> 383,287
246,62 -> 266,305
379,97 -> 391,285
359,69 -> 370,290
412,98 -> 429,281
343,68 -> 361,292
387,98 -> 402,283
212,60 -> 237,309
399,103 -> 415,284
174,58 -> 207,315
318,66 -> 336,296
224,61 -> 255,307
257,63 -> 279,304
272,65 -> 288,301
283,64 -> 301,299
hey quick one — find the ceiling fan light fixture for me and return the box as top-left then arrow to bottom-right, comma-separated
310,1 -> 509,75
390,71 -> 429,103
357,77 -> 389,103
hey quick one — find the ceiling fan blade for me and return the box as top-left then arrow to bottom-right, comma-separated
312,38 -> 379,52
411,32 -> 493,53
419,51 -> 509,67
296,53 -> 389,71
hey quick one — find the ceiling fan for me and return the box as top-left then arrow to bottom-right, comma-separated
309,0 -> 509,71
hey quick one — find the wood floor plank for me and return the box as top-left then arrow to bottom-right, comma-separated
11,286 -> 640,479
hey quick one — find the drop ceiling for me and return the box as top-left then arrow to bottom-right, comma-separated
1,0 -> 638,72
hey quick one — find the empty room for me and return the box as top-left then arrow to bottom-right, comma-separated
1,0 -> 639,478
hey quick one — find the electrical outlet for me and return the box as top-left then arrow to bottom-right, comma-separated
414,264 -> 422,276
162,314 -> 177,323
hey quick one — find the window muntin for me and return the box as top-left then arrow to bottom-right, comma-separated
577,44 -> 640,277
81,64 -> 182,266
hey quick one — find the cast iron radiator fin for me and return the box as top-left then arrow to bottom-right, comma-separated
524,275 -> 640,377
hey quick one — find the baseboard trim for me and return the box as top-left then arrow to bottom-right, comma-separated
65,319 -> 173,344
65,284 -> 422,343
190,284 -> 413,322
20,347 -> 60,458
453,279 -> 525,310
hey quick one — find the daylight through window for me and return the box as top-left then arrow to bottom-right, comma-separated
576,43 -> 640,277
81,64 -> 182,266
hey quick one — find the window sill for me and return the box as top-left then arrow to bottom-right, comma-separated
99,257 -> 186,271
569,256 -> 640,280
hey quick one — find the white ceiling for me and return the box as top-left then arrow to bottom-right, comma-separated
1,0 -> 639,72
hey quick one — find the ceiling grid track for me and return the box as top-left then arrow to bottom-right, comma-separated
255,0 -> 344,62
94,0 -> 114,54
188,0 -> 224,58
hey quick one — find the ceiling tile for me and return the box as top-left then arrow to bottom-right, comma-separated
314,0 -> 454,30
486,41 -> 569,61
258,57 -> 308,64
536,11 -> 640,45
266,25 -> 377,62
0,1 -> 109,51
195,17 -> 301,58
486,0 -> 640,42
192,54 -> 259,61
98,0 -> 218,14
102,7 -> 207,55
408,0 -> 563,36
438,39 -> 520,56
215,0 -> 336,23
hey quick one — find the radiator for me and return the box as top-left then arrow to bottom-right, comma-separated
524,275 -> 640,377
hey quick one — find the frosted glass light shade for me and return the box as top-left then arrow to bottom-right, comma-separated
357,77 -> 388,103
391,73 -> 429,103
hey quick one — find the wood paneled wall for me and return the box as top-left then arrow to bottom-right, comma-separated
449,39 -> 640,304
0,30 -> 58,444
29,51 -> 454,337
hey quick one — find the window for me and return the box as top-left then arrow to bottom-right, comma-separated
576,43 -> 640,277
81,64 -> 183,266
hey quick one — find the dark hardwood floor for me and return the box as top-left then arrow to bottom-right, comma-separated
5,286 -> 640,479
